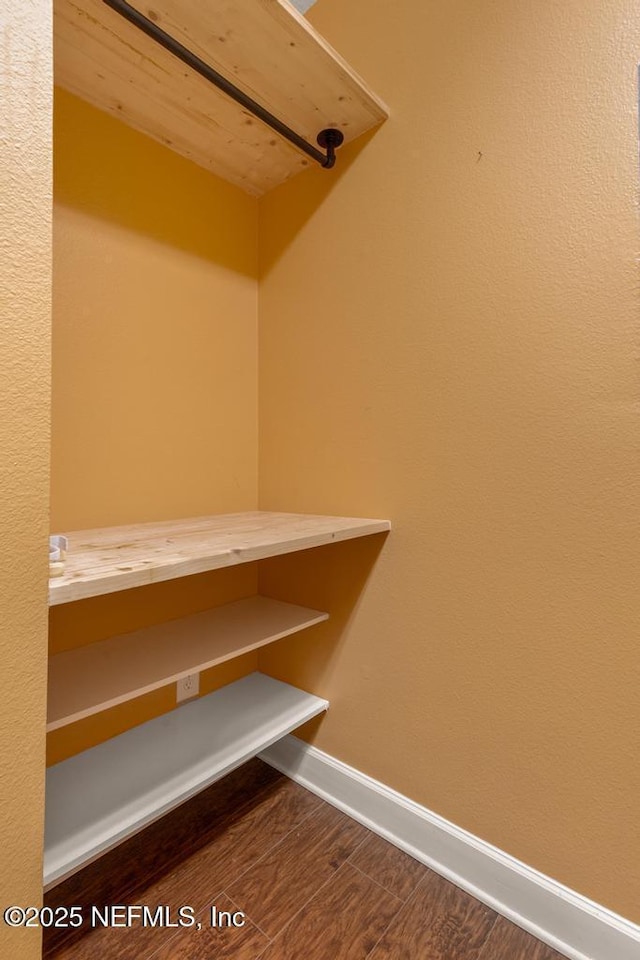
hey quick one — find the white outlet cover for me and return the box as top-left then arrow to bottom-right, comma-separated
176,673 -> 200,703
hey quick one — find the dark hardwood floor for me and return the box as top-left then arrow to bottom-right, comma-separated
43,759 -> 567,960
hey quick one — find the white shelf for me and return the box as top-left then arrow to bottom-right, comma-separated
47,596 -> 328,731
44,672 -> 328,889
54,0 -> 388,196
49,511 -> 390,605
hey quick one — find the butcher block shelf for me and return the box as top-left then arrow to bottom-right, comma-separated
54,0 -> 388,196
49,511 -> 391,605
47,595 -> 328,730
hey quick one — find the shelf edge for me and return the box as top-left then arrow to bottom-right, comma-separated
47,596 -> 329,730
44,673 -> 328,888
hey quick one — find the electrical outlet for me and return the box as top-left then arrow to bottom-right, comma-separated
176,673 -> 200,703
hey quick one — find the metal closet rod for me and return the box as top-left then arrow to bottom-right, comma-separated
102,0 -> 345,169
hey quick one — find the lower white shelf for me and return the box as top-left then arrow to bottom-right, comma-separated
44,672 -> 328,889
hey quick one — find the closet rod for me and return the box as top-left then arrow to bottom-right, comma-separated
102,0 -> 345,169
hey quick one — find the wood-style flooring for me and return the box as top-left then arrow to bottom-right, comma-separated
43,759 -> 568,960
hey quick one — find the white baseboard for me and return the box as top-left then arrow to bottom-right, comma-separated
259,735 -> 640,960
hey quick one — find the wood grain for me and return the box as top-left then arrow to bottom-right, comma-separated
137,778 -> 321,909
348,832 -> 428,902
148,896 -> 269,960
49,511 -> 390,605
44,758 -> 280,904
43,759 -> 284,957
44,771 -> 317,959
368,871 -> 497,960
200,895 -> 270,960
54,0 -> 387,196
145,928 -> 222,960
259,862 -> 401,959
44,758 -> 567,960
225,802 -> 368,939
477,916 -> 568,960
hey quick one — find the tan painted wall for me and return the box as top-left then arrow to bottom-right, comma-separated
258,0 -> 640,921
50,91 -> 260,762
52,89 -> 258,531
0,2 -> 52,956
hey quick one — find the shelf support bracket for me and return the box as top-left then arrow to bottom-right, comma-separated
102,0 -> 345,171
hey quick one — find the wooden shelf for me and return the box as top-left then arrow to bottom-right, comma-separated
54,0 -> 388,196
49,511 -> 390,605
47,595 -> 328,730
44,672 -> 328,888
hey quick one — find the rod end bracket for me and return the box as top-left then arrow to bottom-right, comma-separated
317,128 -> 344,168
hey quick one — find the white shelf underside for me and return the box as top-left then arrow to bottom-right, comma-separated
44,672 -> 328,889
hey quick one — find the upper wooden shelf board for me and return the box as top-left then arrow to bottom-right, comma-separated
49,511 -> 391,605
54,0 -> 389,196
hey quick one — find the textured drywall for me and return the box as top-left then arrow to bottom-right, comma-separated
50,91 -> 260,761
0,2 -> 52,956
52,89 -> 258,530
258,0 -> 640,921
